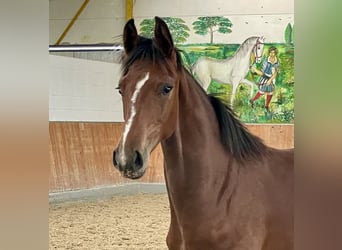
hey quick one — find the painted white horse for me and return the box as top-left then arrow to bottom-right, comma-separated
192,36 -> 265,106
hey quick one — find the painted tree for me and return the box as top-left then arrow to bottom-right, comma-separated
139,18 -> 155,38
284,23 -> 294,44
192,16 -> 233,43
139,17 -> 190,44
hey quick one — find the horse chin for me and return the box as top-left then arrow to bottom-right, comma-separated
121,168 -> 146,180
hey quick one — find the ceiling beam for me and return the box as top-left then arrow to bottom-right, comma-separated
125,0 -> 133,21
55,0 -> 90,45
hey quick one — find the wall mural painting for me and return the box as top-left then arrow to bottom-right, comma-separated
137,16 -> 294,124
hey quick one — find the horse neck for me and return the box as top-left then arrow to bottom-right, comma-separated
234,37 -> 257,61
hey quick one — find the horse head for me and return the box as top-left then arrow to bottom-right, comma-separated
253,36 -> 265,63
113,17 -> 180,179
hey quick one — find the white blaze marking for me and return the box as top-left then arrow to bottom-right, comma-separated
120,72 -> 149,164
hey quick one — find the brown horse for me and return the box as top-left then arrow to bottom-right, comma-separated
113,17 -> 293,250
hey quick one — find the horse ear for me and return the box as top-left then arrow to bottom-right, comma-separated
154,16 -> 174,57
123,19 -> 138,54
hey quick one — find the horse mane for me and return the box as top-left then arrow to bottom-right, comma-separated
123,35 -> 268,162
234,36 -> 259,58
208,95 -> 268,162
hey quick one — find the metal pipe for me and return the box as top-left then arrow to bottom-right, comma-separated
49,44 -> 123,52
55,0 -> 90,45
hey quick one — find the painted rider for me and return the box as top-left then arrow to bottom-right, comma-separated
250,46 -> 279,112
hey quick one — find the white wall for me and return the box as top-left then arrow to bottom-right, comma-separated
49,55 -> 123,121
134,0 -> 294,43
49,0 -> 294,44
49,0 -> 125,44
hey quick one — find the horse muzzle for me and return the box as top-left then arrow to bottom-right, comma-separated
113,148 -> 147,179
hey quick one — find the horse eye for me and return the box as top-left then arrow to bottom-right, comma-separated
115,86 -> 122,95
162,85 -> 173,95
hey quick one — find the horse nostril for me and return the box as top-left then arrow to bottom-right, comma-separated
113,150 -> 118,166
134,151 -> 143,168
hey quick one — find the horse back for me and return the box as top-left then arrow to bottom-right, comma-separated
193,56 -> 234,83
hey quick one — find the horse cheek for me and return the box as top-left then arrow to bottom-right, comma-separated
122,96 -> 131,122
161,95 -> 178,140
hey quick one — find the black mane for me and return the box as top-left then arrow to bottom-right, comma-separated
208,95 -> 268,162
122,35 -> 267,162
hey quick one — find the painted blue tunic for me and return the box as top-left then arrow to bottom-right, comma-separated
258,57 -> 279,93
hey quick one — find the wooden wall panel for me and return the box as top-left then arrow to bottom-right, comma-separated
247,124 -> 294,149
49,122 -> 294,192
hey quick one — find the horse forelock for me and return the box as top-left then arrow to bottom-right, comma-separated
257,36 -> 265,43
122,36 -> 183,76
